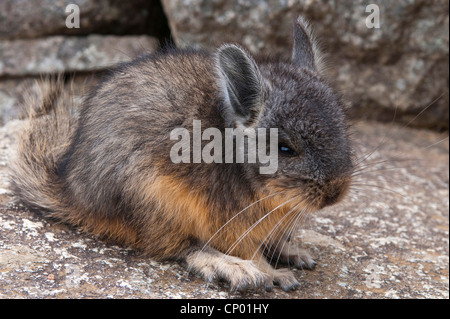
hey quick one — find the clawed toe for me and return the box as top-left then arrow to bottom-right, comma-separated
186,247 -> 304,293
273,268 -> 300,291
294,256 -> 317,270
282,247 -> 317,270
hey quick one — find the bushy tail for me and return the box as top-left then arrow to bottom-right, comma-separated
9,77 -> 76,213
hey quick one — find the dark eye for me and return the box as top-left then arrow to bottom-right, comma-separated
279,144 -> 298,157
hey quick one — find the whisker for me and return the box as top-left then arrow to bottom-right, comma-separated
200,191 -> 286,253
187,190 -> 286,274
351,144 -> 383,171
423,136 -> 449,150
350,182 -> 407,199
252,201 -> 304,263
224,195 -> 301,257
273,202 -> 313,266
403,93 -> 445,129
254,211 -> 301,275
352,157 -> 420,172
349,99 -> 401,170
349,92 -> 445,176
268,205 -> 310,269
289,207 -> 312,262
351,165 -> 422,181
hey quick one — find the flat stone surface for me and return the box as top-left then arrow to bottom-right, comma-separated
0,0 -> 160,40
0,119 -> 448,299
0,35 -> 158,76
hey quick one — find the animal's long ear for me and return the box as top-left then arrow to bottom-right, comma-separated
292,16 -> 322,72
216,44 -> 268,127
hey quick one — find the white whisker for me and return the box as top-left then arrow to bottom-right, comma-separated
200,191 -> 285,253
251,201 -> 304,263
267,205 -> 309,268
224,195 -> 301,257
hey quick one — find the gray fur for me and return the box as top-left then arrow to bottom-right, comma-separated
216,44 -> 269,127
10,16 -> 353,292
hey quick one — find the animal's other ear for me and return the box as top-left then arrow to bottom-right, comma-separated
216,44 -> 268,127
292,16 -> 322,72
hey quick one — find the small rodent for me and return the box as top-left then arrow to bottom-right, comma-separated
10,16 -> 353,292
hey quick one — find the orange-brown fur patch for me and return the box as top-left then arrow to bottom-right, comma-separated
126,172 -> 310,260
141,174 -> 309,260
50,211 -> 141,248
147,175 -> 214,239
227,190 -> 309,260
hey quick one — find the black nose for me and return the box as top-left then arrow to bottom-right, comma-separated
323,190 -> 341,207
321,178 -> 350,208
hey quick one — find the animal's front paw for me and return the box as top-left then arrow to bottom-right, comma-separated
279,245 -> 317,270
186,250 -> 273,291
186,246 -> 306,292
272,268 -> 300,291
207,255 -> 274,291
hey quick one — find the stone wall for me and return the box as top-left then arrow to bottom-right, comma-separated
0,0 -> 168,124
0,0 -> 448,130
